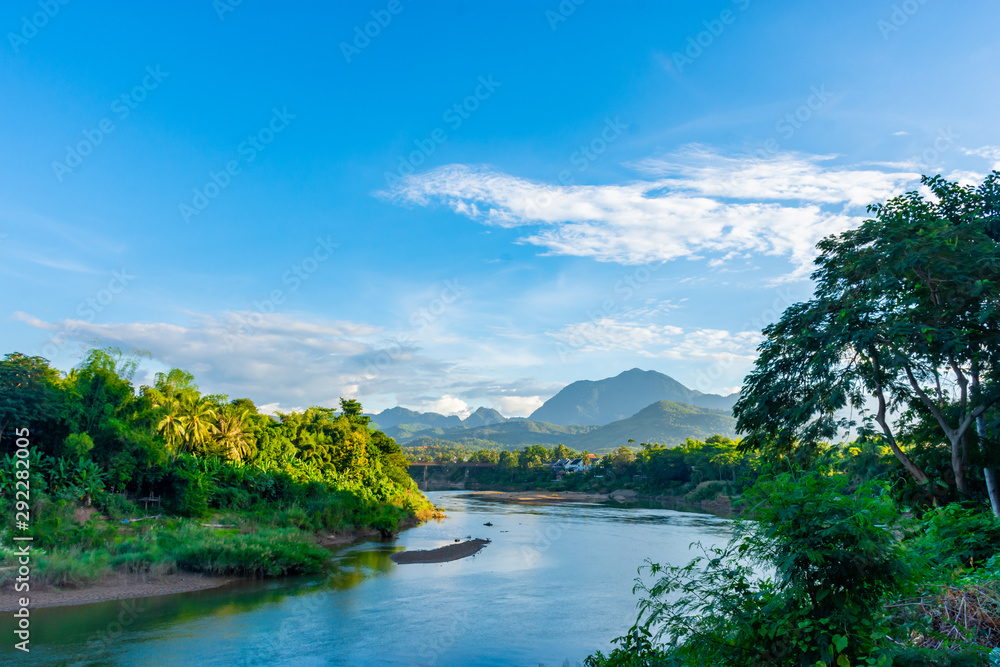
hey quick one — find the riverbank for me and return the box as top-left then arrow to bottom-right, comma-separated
463,489 -> 735,514
2,512 -> 439,612
0,572 -> 234,612
465,490 -> 610,503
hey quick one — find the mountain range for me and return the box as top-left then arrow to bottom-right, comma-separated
368,369 -> 740,454
528,368 -> 739,425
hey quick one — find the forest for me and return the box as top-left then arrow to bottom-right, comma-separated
585,175 -> 1000,665
0,349 -> 432,585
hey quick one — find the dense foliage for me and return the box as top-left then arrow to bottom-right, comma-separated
0,348 -> 431,583
589,174 -> 1000,665
735,173 -> 1000,515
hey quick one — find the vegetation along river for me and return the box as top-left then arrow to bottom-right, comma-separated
3,491 -> 732,666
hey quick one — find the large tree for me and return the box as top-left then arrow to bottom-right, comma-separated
735,173 -> 1000,516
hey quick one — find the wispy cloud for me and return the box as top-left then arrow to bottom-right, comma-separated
551,315 -> 762,366
15,311 -> 551,417
961,146 -> 1000,170
381,146 -> 921,280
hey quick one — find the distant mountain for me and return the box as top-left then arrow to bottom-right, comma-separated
436,419 -> 594,448
569,400 -> 738,451
368,407 -> 462,432
400,401 -> 736,455
528,368 -> 739,426
461,407 -> 507,428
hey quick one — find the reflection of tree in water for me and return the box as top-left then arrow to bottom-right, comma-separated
27,545 -> 407,660
327,546 -> 401,588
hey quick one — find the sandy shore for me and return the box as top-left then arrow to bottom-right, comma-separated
464,490 -> 610,503
390,538 -> 490,564
0,572 -> 233,612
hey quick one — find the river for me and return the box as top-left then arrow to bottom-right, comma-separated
4,491 -> 732,666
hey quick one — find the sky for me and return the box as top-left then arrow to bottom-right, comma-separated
2,0 -> 1000,418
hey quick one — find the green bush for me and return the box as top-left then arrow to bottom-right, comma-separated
211,485 -> 252,510
608,471 -> 910,667
685,480 -> 727,502
34,548 -> 111,588
905,504 -> 1000,573
165,466 -> 210,517
170,527 -> 329,577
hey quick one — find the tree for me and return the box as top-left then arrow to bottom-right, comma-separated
552,443 -> 574,461
179,397 -> 218,453
155,395 -> 186,453
0,353 -> 62,449
213,406 -> 254,461
602,472 -> 908,666
735,173 -> 1000,516
611,445 -> 635,468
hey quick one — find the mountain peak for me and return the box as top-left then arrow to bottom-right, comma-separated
528,369 -> 739,426
462,406 -> 507,428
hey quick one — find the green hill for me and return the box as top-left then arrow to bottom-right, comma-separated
569,400 -> 738,451
528,368 -> 739,426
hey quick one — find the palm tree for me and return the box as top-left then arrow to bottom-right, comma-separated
213,407 -> 254,461
179,398 -> 218,453
155,395 -> 186,453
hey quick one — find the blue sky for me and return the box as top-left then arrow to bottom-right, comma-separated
3,0 -> 999,417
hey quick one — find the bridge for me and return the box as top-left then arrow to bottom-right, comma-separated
408,462 -> 496,467
407,461 -> 497,490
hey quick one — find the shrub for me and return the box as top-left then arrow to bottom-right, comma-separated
170,527 -> 329,577
685,480 -> 727,502
165,467 -> 209,517
34,548 -> 111,588
612,471 -> 911,666
905,504 -> 1000,573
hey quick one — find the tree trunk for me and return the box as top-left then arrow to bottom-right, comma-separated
975,409 -> 1000,518
971,366 -> 1000,518
950,434 -> 968,496
986,468 -> 1000,519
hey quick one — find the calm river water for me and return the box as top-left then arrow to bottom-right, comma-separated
4,491 -> 732,666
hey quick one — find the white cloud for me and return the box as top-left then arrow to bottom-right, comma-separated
15,310 -> 548,418
422,394 -> 471,418
550,316 -> 762,365
381,146 -> 920,280
495,395 -> 545,416
961,146 -> 1000,170
631,148 -> 915,206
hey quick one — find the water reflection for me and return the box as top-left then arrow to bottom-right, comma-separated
3,491 -> 733,666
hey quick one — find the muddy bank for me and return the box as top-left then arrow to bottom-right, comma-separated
464,490 -> 610,503
390,538 -> 490,564
0,572 -> 233,612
